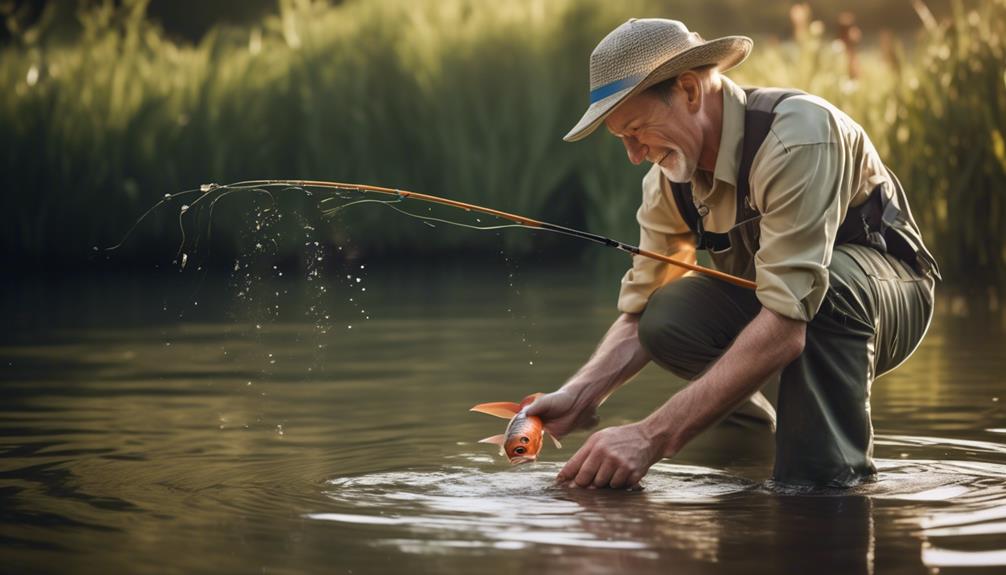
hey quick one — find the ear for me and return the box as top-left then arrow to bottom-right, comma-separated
677,71 -> 703,113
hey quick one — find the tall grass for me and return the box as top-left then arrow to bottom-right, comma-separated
2,0 -> 1004,286
885,0 -> 1006,287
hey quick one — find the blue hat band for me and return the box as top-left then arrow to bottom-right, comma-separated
589,73 -> 647,104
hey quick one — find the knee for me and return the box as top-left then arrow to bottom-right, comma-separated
638,284 -> 694,359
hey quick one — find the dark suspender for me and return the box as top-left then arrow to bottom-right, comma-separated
666,87 -> 926,274
670,88 -> 802,251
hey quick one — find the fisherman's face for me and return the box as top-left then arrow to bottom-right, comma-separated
604,82 -> 703,183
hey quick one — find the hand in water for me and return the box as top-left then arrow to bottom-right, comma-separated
523,389 -> 600,440
556,422 -> 663,489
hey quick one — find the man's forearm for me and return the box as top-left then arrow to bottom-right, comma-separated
641,307 -> 806,456
562,312 -> 652,405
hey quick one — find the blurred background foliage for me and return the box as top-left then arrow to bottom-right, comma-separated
1,0 -> 1004,288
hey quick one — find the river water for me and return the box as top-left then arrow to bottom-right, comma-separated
2,261 -> 1004,574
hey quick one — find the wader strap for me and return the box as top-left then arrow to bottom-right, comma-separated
669,88 -> 803,250
736,88 -> 803,219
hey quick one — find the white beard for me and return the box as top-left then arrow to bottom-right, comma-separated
658,150 -> 697,184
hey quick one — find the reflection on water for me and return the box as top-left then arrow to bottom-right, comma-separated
1,265 -> 1005,574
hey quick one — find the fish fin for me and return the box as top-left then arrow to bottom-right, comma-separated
518,393 -> 545,408
478,434 -> 506,446
470,402 -> 521,419
547,433 -> 562,449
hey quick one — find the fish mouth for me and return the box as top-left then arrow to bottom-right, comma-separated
508,455 -> 538,466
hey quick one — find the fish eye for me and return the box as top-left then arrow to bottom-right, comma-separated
514,446 -> 526,455
520,437 -> 530,444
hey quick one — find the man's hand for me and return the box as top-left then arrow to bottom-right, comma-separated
556,422 -> 664,489
524,389 -> 600,440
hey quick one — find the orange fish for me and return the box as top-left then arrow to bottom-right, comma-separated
470,393 -> 561,465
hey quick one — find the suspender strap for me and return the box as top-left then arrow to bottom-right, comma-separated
669,87 -> 803,250
736,88 -> 802,219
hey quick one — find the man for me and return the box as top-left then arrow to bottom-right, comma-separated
526,18 -> 938,489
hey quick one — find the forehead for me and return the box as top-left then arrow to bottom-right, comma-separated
605,91 -> 662,134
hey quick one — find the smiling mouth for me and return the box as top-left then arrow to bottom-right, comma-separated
509,455 -> 537,466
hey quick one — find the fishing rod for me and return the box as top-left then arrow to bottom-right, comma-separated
198,179 -> 757,290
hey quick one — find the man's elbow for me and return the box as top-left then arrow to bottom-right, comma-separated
764,308 -> 807,364
783,321 -> 807,364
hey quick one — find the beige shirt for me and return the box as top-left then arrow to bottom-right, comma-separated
617,77 -> 895,322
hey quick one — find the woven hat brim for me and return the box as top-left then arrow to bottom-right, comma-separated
564,35 -> 752,142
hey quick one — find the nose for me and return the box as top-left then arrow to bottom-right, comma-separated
622,136 -> 648,165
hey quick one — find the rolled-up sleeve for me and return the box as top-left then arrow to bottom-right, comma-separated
752,139 -> 846,322
617,165 -> 697,314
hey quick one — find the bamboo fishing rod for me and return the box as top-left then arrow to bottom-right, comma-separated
203,179 -> 757,290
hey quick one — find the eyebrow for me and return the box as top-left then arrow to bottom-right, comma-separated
608,120 -> 637,138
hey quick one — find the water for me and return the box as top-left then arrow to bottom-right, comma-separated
2,264 -> 1004,574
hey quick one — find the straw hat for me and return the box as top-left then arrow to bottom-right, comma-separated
564,18 -> 752,142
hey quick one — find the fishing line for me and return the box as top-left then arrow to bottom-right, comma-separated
102,187 -> 202,252
106,179 -> 757,290
322,196 -> 528,232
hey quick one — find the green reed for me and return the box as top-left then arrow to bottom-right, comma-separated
2,0 -> 1003,287
884,0 -> 1006,287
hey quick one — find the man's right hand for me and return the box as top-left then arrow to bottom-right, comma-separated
524,388 -> 600,440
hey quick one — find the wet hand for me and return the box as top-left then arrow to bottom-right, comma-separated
555,422 -> 664,490
524,389 -> 599,440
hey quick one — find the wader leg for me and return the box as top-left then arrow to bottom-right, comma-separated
638,275 -> 774,428
772,245 -> 935,487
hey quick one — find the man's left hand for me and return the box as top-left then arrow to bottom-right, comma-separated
556,422 -> 665,489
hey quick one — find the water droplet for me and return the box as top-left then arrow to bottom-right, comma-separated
528,361 -> 534,366
276,425 -> 284,436
347,325 -> 353,330
180,204 -> 190,213
180,253 -> 188,269
359,265 -> 365,269
247,381 -> 252,386
355,278 -> 361,283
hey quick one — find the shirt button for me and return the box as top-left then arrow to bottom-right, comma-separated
697,204 -> 710,216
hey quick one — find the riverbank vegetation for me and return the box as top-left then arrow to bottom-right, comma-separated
2,0 -> 1003,286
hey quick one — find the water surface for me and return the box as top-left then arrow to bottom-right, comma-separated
2,264 -> 1004,574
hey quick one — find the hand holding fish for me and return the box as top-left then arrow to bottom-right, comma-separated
523,388 -> 601,440
556,422 -> 666,489
470,393 -> 563,465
